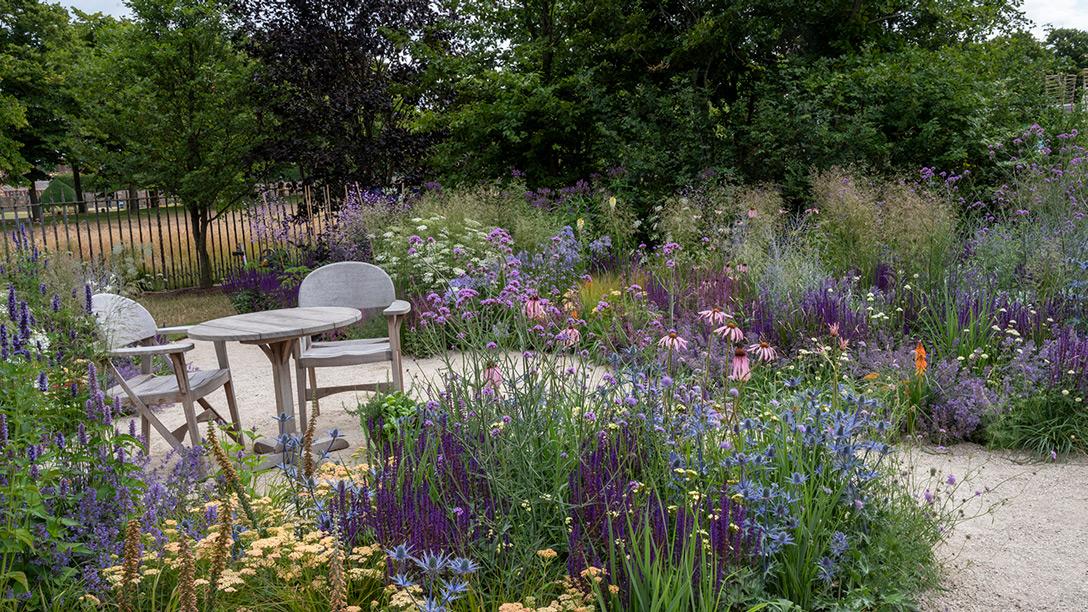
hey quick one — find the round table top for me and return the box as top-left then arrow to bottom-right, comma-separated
188,307 -> 362,343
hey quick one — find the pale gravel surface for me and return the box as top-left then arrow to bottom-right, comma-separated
117,339 -> 453,460
119,341 -> 1088,609
914,444 -> 1088,611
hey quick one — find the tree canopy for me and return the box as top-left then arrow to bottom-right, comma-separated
0,0 -> 1078,216
76,0 -> 263,286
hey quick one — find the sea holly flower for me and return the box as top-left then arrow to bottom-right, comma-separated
414,550 -> 451,577
658,330 -> 688,351
715,321 -> 744,343
387,543 -> 414,564
448,557 -> 479,575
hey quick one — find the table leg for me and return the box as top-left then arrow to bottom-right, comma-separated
249,337 -> 350,461
252,338 -> 298,454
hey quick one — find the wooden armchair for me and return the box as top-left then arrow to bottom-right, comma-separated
294,262 -> 410,429
91,293 -> 242,454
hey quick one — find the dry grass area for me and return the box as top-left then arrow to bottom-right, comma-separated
2,202 -> 329,289
140,288 -> 236,326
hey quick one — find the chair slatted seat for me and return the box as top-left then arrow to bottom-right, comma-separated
294,262 -> 410,430
92,293 -> 242,456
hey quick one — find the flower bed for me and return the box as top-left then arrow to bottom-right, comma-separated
5,123 -> 1088,609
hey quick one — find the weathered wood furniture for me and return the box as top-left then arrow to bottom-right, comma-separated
295,262 -> 411,417
187,307 -> 361,457
91,293 -> 242,454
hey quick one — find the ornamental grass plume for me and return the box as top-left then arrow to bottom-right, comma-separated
914,341 -> 928,376
206,495 -> 234,609
177,533 -> 197,612
119,518 -> 142,612
208,423 -> 264,537
328,534 -> 348,612
302,407 -> 319,481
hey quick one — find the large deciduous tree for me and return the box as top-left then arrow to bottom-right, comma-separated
432,0 -> 1039,202
1046,28 -> 1088,72
79,0 -> 263,287
230,0 -> 452,188
0,0 -> 75,216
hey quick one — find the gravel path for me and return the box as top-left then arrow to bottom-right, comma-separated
915,444 -> 1088,610
117,339 -> 452,459
118,341 -> 1088,609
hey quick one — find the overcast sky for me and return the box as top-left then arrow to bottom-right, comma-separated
55,0 -> 1088,40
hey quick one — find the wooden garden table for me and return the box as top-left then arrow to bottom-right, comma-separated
188,307 -> 361,460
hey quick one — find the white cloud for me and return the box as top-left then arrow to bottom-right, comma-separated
1021,0 -> 1088,38
56,0 -> 129,18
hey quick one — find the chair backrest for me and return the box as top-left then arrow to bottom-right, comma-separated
91,293 -> 157,350
297,262 -> 396,314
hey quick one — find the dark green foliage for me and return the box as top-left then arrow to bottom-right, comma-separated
1046,28 -> 1088,71
230,0 -> 452,188
430,0 -> 1048,208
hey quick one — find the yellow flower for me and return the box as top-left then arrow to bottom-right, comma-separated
536,548 -> 558,560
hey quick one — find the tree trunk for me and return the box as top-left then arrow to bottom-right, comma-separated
27,178 -> 42,222
190,206 -> 213,288
128,185 -> 140,210
149,189 -> 160,208
72,163 -> 86,213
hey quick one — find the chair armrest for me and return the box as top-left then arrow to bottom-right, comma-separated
109,341 -> 195,358
157,325 -> 192,337
383,300 -> 412,317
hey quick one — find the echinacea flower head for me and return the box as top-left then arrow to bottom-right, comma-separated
658,330 -> 688,351
698,307 -> 731,326
730,346 -> 751,381
714,321 -> 744,343
748,340 -> 776,362
522,295 -> 547,320
483,363 -> 503,389
558,324 -> 581,347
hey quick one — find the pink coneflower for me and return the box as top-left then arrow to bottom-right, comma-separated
483,362 -> 503,389
748,340 -> 776,362
736,263 -> 749,274
730,346 -> 751,381
522,295 -> 547,320
658,330 -> 688,351
698,307 -> 731,326
558,325 -> 581,347
747,208 -> 758,219
714,321 -> 744,343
